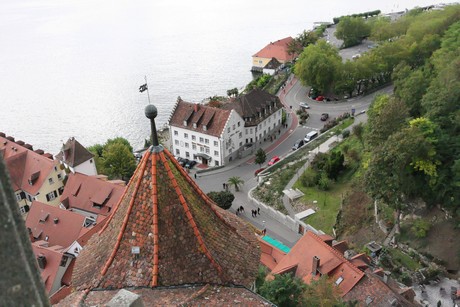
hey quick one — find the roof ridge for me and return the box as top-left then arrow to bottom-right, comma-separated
99,151 -> 151,279
159,151 -> 225,280
163,150 -> 242,235
151,153 -> 159,287
308,232 -> 364,276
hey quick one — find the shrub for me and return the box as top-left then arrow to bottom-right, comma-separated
342,130 -> 351,138
411,218 -> 431,238
300,168 -> 318,187
207,191 -> 235,209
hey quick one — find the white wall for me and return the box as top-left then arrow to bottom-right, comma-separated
245,109 -> 283,144
74,159 -> 97,176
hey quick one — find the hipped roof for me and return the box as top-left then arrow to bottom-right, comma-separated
72,146 -> 260,291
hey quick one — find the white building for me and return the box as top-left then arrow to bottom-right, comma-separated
168,89 -> 284,167
55,137 -> 97,176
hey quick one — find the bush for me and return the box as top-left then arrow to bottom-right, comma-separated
411,218 -> 431,238
300,168 -> 318,187
207,191 -> 235,209
342,130 -> 351,138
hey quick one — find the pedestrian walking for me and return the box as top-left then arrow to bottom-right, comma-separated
257,207 -> 260,215
194,173 -> 197,179
240,206 -> 244,213
222,183 -> 225,189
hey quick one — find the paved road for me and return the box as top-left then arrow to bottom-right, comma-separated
190,27 -> 395,246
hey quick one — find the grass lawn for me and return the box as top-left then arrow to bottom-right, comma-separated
294,178 -> 351,235
387,248 -> 422,271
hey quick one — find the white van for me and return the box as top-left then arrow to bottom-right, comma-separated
304,131 -> 318,142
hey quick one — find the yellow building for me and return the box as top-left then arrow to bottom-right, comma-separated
251,36 -> 295,71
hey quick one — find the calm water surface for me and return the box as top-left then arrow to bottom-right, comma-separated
0,0 -> 455,153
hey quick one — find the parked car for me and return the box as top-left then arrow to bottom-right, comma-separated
320,113 -> 329,121
185,160 -> 197,169
254,168 -> 266,176
292,139 -> 305,150
299,102 -> 310,109
315,95 -> 325,101
268,156 -> 280,166
179,158 -> 189,167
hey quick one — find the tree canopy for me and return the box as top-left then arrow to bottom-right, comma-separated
335,16 -> 371,47
207,191 -> 235,210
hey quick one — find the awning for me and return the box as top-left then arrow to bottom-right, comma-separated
196,153 -> 211,160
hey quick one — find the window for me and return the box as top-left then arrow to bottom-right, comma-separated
184,133 -> 188,139
46,191 -> 57,202
185,152 -> 190,158
27,194 -> 32,202
239,132 -> 242,138
175,140 -> 179,145
57,173 -> 62,180
239,142 -> 242,146
175,149 -> 180,155
214,141 -> 218,146
60,255 -> 69,267
192,144 -> 197,150
199,137 -> 204,143
90,159 -> 93,164
54,166 -> 58,172
16,193 -> 22,201
204,139 -> 209,144
83,217 -> 96,228
232,124 -> 235,130
214,151 -> 219,156
185,142 -> 189,148
192,135 -> 196,141
205,148 -> 210,154
238,121 -> 241,127
174,130 -> 178,136
200,147 -> 204,153
227,127 -> 230,133
215,161 -> 219,166
48,178 -> 54,185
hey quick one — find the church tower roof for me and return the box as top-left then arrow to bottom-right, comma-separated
72,105 -> 260,291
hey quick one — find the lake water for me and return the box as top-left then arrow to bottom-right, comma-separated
0,0 -> 455,153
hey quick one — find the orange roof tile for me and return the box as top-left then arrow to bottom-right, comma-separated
60,172 -> 125,216
252,37 -> 296,62
72,144 -> 260,291
25,201 -> 91,248
169,99 -> 231,137
271,231 -> 364,296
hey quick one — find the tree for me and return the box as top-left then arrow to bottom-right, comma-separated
207,191 -> 235,210
88,137 -> 137,181
255,148 -> 267,167
258,273 -> 306,307
102,142 -> 136,181
303,276 -> 345,307
227,176 -> 245,192
294,40 -> 342,94
288,30 -> 319,55
227,87 -> 238,97
352,123 -> 364,147
335,16 -> 371,48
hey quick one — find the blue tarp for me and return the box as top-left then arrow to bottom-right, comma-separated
262,235 -> 291,253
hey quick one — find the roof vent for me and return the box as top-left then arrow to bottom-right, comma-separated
54,218 -> 59,224
37,255 -> 47,269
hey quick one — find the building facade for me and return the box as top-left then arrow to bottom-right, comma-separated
252,36 -> 295,71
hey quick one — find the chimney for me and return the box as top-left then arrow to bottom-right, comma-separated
383,271 -> 390,284
37,255 -> 47,269
312,256 -> 320,276
54,218 -> 59,224
194,104 -> 198,112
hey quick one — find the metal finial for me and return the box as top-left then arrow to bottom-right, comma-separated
145,104 -> 159,147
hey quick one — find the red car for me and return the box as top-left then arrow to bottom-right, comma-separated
254,168 -> 266,176
315,95 -> 325,101
268,156 -> 280,166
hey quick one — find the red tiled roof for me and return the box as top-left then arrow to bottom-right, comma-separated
252,37 -> 295,62
56,285 -> 272,306
271,231 -> 364,297
343,269 -> 418,306
31,242 -> 67,295
55,137 -> 94,167
72,146 -> 260,291
60,173 -> 125,216
25,201 -> 90,248
1,135 -> 57,195
168,99 -> 231,137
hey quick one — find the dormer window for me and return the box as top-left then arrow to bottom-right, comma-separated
193,123 -> 197,128
83,217 -> 96,228
203,125 -> 207,131
183,120 -> 187,126
335,276 -> 344,286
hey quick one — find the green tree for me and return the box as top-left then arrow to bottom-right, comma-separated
335,16 -> 371,47
288,30 -> 319,55
352,123 -> 364,147
207,191 -> 235,210
303,275 -> 346,307
105,137 -> 133,153
294,40 -> 342,94
255,148 -> 267,167
102,142 -> 136,181
258,273 -> 306,307
227,176 -> 245,192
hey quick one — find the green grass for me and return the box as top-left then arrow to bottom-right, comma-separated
387,248 -> 422,271
294,180 -> 350,234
